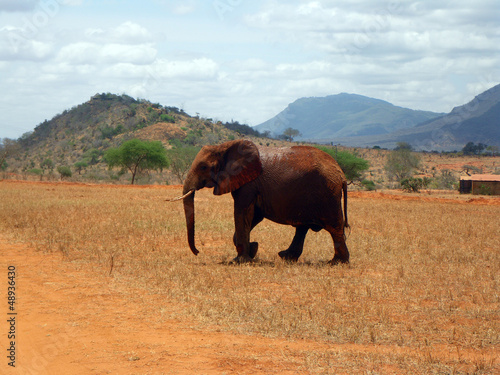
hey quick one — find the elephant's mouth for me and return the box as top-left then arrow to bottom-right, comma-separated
202,178 -> 216,189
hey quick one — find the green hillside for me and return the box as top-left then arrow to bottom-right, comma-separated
7,93 -> 266,184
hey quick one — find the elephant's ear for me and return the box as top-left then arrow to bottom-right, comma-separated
214,140 -> 262,195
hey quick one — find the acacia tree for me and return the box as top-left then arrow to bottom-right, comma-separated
166,146 -> 200,183
104,139 -> 170,184
281,128 -> 302,142
385,142 -> 421,181
315,146 -> 369,182
40,158 -> 55,180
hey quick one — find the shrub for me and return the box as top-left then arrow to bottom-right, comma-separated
160,114 -> 176,123
400,177 -> 431,193
385,144 -> 421,181
315,146 -> 369,182
361,180 -> 376,191
57,166 -> 72,179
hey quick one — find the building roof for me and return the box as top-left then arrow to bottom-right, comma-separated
460,174 -> 500,182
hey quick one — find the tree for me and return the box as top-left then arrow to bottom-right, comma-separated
385,143 -> 421,181
393,142 -> 413,151
315,146 -> 369,182
166,146 -> 200,183
486,145 -> 498,156
104,139 -> 170,184
462,142 -> 487,156
0,138 -> 20,171
74,161 -> 88,175
281,128 -> 302,142
83,148 -> 101,165
40,159 -> 55,180
57,166 -> 72,180
28,168 -> 43,180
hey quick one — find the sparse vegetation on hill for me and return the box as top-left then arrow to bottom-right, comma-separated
5,93 -> 272,184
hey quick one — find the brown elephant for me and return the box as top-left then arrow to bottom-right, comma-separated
180,139 -> 349,264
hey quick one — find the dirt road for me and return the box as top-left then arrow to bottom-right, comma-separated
1,235 -> 354,375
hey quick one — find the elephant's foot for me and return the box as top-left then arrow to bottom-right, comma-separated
229,255 -> 254,264
230,242 -> 258,264
330,242 -> 349,265
249,242 -> 258,259
279,226 -> 307,262
328,255 -> 349,266
278,249 -> 299,262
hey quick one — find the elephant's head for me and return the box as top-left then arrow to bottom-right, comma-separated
182,139 -> 262,256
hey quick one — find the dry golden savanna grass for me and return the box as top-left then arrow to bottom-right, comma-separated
0,180 -> 499,374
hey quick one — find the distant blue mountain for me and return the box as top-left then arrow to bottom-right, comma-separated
329,84 -> 500,151
255,93 -> 443,140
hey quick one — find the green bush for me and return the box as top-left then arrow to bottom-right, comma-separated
315,146 -> 369,182
361,180 -> 376,191
160,114 -> 176,123
57,166 -> 72,179
400,177 -> 431,193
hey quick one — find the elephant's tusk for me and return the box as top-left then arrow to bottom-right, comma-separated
167,189 -> 195,202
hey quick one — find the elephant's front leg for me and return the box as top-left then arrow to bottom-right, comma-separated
232,203 -> 256,263
278,225 -> 309,262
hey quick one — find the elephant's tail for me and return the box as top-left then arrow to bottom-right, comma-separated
343,180 -> 349,232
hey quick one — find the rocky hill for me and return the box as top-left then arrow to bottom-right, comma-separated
255,93 -> 443,140
333,84 -> 500,151
389,83 -> 500,151
8,93 -> 265,183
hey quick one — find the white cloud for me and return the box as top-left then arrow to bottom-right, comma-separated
102,43 -> 157,64
56,42 -> 157,65
152,57 -> 219,80
0,26 -> 53,60
172,3 -> 196,15
109,22 -> 154,44
84,22 -> 155,45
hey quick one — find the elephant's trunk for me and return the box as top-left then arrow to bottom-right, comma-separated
183,178 -> 199,255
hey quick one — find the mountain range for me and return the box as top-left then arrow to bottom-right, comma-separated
255,84 -> 500,151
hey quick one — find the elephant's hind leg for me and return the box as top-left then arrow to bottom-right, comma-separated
327,226 -> 349,265
278,225 -> 309,262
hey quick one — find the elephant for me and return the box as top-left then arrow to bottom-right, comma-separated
179,139 -> 349,264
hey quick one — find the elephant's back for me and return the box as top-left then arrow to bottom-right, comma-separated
255,145 -> 345,226
258,145 -> 345,185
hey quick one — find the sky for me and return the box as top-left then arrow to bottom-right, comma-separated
0,0 -> 499,139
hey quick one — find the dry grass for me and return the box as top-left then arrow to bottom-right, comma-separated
1,180 -> 498,374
